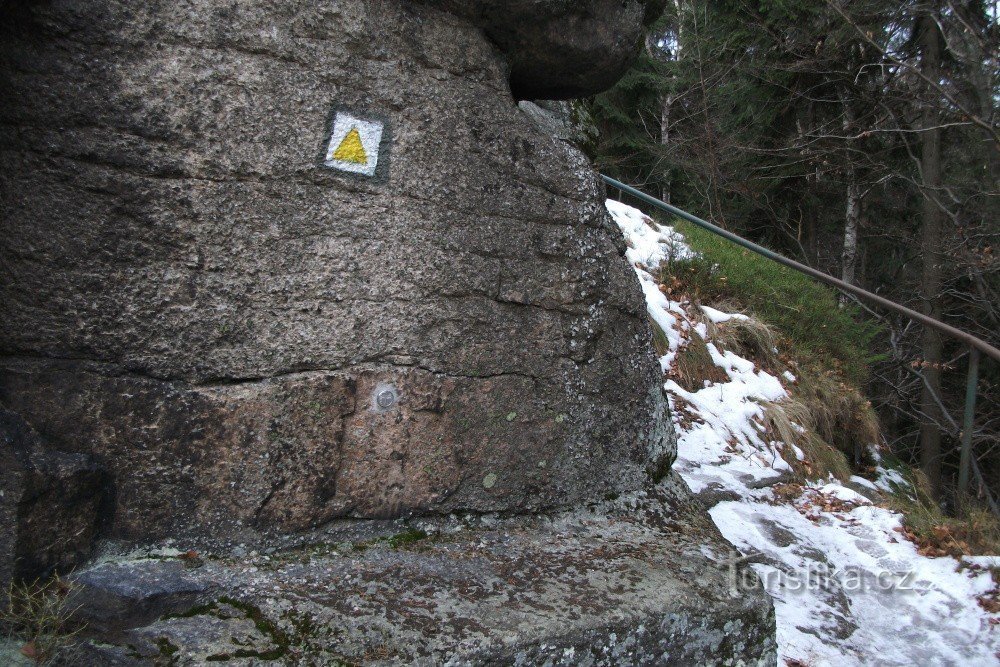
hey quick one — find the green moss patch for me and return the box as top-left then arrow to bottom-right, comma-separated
387,528 -> 429,549
662,216 -> 881,385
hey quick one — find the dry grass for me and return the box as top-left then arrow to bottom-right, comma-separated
700,303 -> 880,469
700,305 -> 781,371
1,577 -> 84,665
672,330 -> 728,391
888,469 -> 1000,557
758,399 -> 853,481
794,366 -> 881,467
687,301 -> 881,482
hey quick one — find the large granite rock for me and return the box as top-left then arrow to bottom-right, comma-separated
0,0 -> 672,542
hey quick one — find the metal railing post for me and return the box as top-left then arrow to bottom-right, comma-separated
599,174 -> 1000,365
958,347 -> 980,499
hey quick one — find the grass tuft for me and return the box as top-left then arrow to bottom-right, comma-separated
758,399 -> 853,481
794,365 -> 881,466
659,216 -> 882,386
710,314 -> 781,371
672,331 -> 728,392
1,576 -> 84,665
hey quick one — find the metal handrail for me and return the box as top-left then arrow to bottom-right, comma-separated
602,174 -> 996,506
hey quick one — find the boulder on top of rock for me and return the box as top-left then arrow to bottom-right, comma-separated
0,409 -> 108,590
419,0 -> 663,99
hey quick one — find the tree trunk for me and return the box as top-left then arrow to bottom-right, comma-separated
842,183 -> 861,286
660,91 -> 673,204
917,6 -> 945,498
839,87 -> 862,292
649,4 -> 680,204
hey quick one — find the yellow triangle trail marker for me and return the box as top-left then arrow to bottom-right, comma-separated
323,110 -> 385,177
332,127 -> 368,165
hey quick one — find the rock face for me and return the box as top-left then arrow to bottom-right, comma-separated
0,409 -> 109,590
0,0 -> 672,542
519,100 -> 599,152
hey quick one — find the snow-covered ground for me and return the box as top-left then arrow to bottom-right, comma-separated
607,199 -> 1000,666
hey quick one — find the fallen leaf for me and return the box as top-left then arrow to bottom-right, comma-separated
21,642 -> 38,659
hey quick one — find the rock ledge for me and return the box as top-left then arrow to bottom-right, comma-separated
71,478 -> 776,665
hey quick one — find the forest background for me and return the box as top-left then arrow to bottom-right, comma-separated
586,0 -> 999,513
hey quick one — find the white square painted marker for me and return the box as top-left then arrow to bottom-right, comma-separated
324,111 -> 385,177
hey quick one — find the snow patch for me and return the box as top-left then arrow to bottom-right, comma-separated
606,199 -> 999,667
701,305 -> 749,324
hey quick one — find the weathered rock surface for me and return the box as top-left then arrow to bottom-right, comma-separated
70,480 -> 777,665
69,559 -> 216,637
0,409 -> 108,590
0,0 -> 673,542
127,609 -> 281,664
519,100 -> 599,151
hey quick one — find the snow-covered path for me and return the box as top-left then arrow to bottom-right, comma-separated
607,199 -> 1000,666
